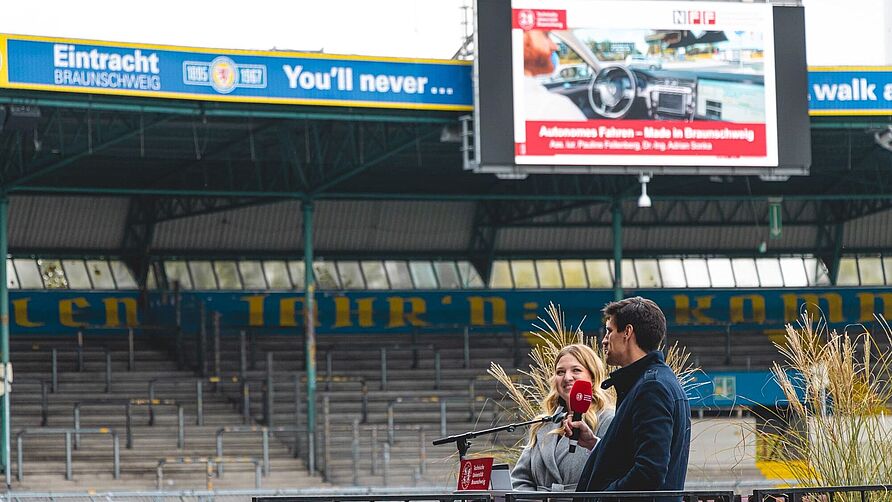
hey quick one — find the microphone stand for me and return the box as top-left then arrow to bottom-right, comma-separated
431,408 -> 566,459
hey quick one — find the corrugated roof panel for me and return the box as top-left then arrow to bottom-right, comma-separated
624,225 -> 818,252
495,225 -> 818,254
495,227 -> 613,252
10,195 -> 129,249
153,200 -> 475,252
153,200 -> 302,251
316,201 -> 474,251
844,209 -> 892,249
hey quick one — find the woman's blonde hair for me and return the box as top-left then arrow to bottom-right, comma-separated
527,343 -> 613,446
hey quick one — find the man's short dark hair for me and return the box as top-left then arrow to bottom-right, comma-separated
602,296 -> 666,352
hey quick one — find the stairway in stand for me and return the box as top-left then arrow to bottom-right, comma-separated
9,334 -> 327,492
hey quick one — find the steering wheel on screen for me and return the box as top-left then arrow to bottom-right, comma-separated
587,65 -> 637,119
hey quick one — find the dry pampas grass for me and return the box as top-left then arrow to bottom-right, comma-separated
757,313 -> 892,491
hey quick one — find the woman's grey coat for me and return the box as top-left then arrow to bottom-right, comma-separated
511,408 -> 615,491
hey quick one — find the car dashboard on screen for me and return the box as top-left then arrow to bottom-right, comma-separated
543,68 -> 765,122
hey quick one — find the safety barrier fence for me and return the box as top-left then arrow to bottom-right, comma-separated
251,491 -> 736,502
6,480 -> 889,501
751,484 -> 892,502
211,420 -> 430,486
72,399 -> 185,449
0,486 -> 484,502
28,369 -> 486,485
15,427 -> 120,481
156,456 -> 262,491
24,321 -> 525,397
25,325 -> 172,377
216,426 -> 291,477
254,495 -> 492,502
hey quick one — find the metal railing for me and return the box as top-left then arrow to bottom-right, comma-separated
752,484 -> 892,502
215,425 -> 303,477
254,494 -> 492,502
502,491 -> 736,502
156,456 -> 261,490
73,399 -> 185,449
316,421 -> 428,487
29,324 -> 176,371
0,488 -> 492,502
148,376 -> 224,426
16,427 -> 120,481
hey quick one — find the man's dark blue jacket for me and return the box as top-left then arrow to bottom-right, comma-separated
575,351 -> 691,499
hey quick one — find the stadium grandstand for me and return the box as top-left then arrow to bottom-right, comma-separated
0,0 -> 889,500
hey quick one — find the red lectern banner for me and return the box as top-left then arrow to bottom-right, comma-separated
457,457 -> 494,491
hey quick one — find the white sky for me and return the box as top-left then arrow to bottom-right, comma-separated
0,0 -> 469,59
0,0 -> 889,65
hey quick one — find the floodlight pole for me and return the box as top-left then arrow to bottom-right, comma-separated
612,199 -> 623,301
302,199 -> 317,475
0,194 -> 9,486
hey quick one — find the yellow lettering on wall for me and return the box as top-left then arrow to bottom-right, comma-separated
856,293 -> 892,322
59,297 -> 90,327
387,297 -> 430,328
278,297 -> 321,328
241,295 -> 266,327
333,297 -> 375,328
467,296 -> 508,326
673,295 -> 717,325
102,298 -> 138,327
729,295 -> 766,324
13,299 -> 43,327
781,293 -> 843,323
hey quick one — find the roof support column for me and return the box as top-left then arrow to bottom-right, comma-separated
612,199 -> 623,301
302,198 -> 317,475
828,222 -> 845,286
0,194 -> 10,486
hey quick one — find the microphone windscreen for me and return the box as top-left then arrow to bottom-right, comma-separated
569,380 -> 593,414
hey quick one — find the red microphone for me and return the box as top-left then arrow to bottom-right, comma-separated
568,379 -> 593,453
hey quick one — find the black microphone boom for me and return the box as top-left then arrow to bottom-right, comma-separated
432,408 -> 566,458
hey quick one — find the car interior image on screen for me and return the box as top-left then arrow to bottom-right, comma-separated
540,28 -> 766,122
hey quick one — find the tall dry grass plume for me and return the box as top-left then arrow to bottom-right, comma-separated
761,313 -> 892,488
486,303 -> 698,464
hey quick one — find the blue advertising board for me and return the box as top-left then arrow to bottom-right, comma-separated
808,67 -> 892,115
0,34 -> 472,111
688,370 -> 791,409
0,34 -> 892,115
0,34 -> 889,117
10,287 -> 892,335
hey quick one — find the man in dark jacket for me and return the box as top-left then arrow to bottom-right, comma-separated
565,297 -> 691,500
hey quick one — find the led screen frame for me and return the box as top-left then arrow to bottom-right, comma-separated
471,0 -> 810,176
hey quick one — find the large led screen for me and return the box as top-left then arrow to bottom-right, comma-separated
474,0 -> 810,175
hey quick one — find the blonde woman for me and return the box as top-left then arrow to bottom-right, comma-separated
511,344 -> 615,491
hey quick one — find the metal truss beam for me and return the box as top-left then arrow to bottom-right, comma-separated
277,124 -> 311,191
150,120 -> 278,188
311,124 -> 441,195
3,114 -> 171,188
150,196 -> 279,223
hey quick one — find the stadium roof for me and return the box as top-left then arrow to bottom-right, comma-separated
0,86 -> 889,284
